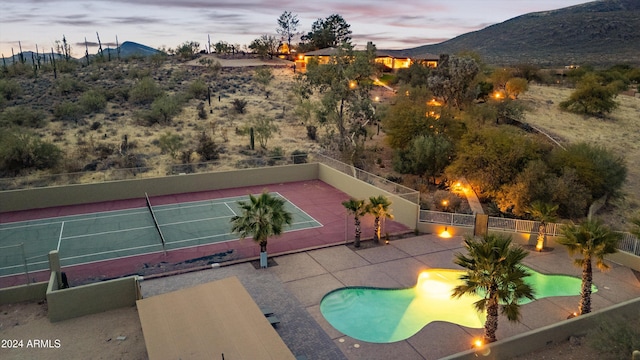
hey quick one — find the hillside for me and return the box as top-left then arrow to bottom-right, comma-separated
1,41 -> 159,65
403,0 -> 640,66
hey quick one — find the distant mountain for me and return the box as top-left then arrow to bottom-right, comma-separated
101,41 -> 161,58
401,0 -> 640,67
2,41 -> 160,65
1,51 -> 65,65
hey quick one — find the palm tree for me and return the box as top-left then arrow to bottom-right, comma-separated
452,234 -> 535,343
526,201 -> 558,251
368,195 -> 394,244
342,198 -> 368,248
557,218 -> 621,314
230,192 -> 293,268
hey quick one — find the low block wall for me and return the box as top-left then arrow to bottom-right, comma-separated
0,281 -> 48,304
46,271 -> 141,322
318,164 -> 418,229
442,296 -> 640,360
0,163 -> 318,212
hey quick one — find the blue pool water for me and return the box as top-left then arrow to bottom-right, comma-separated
320,267 -> 593,343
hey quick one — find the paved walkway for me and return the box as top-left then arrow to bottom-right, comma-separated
140,234 -> 640,360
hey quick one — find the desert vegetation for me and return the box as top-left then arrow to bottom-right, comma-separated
2,13 -> 640,232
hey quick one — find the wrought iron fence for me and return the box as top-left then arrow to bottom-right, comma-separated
419,210 -> 640,256
314,153 -> 420,204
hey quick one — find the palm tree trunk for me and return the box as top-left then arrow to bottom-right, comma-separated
536,222 -> 546,250
579,256 -> 593,314
374,217 -> 381,244
485,294 -> 499,343
354,217 -> 361,247
259,240 -> 268,268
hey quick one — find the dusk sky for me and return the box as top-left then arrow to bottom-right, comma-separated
1,0 -> 592,57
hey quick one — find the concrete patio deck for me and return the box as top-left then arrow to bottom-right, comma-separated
140,234 -> 640,360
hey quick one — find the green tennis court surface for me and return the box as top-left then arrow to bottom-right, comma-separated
0,193 -> 321,278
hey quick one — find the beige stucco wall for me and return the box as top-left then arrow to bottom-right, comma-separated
317,164 -> 418,229
442,296 -> 640,360
46,272 -> 141,322
0,281 -> 48,304
0,164 -> 318,212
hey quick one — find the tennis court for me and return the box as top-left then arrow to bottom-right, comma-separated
0,192 -> 321,279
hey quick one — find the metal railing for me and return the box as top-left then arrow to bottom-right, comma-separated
314,153 -> 420,204
419,210 -> 640,256
0,153 -> 312,191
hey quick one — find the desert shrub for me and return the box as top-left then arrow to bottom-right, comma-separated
196,132 -> 219,161
56,76 -> 85,95
173,41 -> 200,61
0,79 -> 23,100
105,84 -> 130,102
306,125 -> 317,140
268,147 -> 285,165
79,89 -> 107,113
127,66 -> 152,80
559,74 -> 618,117
56,60 -> 77,73
248,112 -> 278,149
188,79 -> 208,100
231,98 -> 248,114
157,132 -> 183,159
0,105 -> 47,128
197,102 -> 207,119
291,150 -> 308,164
0,131 -> 62,176
53,101 -> 83,123
4,62 -> 30,77
136,94 -> 185,126
129,77 -> 163,104
198,58 -> 221,75
254,67 -> 274,87
90,121 -> 102,131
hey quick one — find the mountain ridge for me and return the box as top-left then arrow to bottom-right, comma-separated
398,0 -> 640,66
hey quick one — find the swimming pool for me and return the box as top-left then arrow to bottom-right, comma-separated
320,266 -> 593,343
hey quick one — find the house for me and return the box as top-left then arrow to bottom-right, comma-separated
294,47 -> 341,72
295,47 -> 439,72
374,50 -> 439,71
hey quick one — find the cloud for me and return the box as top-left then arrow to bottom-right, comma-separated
109,16 -> 164,25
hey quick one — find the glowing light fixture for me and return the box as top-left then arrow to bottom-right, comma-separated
440,226 -> 452,238
427,98 -> 442,107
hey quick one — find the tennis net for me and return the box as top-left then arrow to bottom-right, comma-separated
145,192 -> 167,253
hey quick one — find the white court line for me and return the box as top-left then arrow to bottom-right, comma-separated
273,191 -> 323,227
153,201 -> 224,213
224,202 -> 237,216
160,215 -> 233,227
57,221 -> 65,251
166,232 -> 232,245
60,243 -> 161,261
62,225 -> 155,240
0,259 -> 50,272
151,195 -> 251,211
0,219 -> 324,276
2,192 -> 322,277
0,207 -> 148,228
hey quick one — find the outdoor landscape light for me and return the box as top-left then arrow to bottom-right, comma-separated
440,226 -> 452,238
